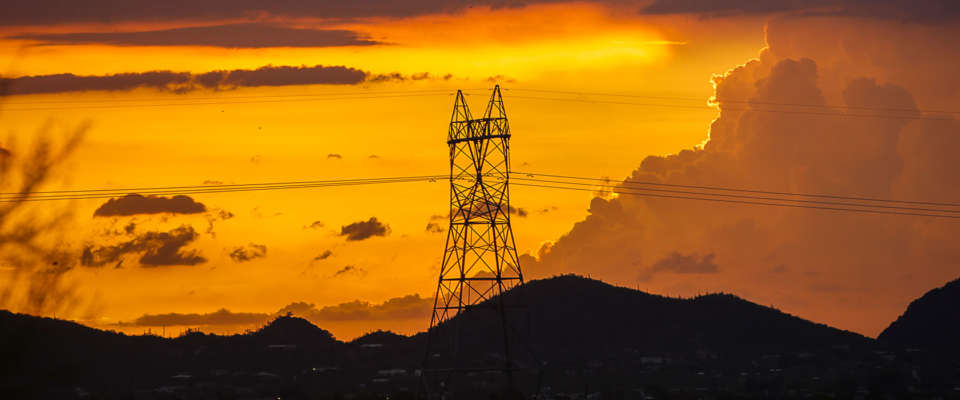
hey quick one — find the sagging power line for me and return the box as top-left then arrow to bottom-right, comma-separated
513,176 -> 960,214
511,181 -> 960,220
508,88 -> 960,116
508,95 -> 958,122
1,89 -> 488,106
0,175 -> 449,202
5,86 -> 959,123
512,171 -> 960,208
1,92 -> 463,112
4,171 -> 960,219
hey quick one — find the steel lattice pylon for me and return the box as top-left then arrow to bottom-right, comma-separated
422,85 -> 526,399
433,86 -> 523,322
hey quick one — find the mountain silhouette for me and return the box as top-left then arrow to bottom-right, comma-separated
421,275 -> 871,369
878,276 -> 960,353
0,275 -> 885,398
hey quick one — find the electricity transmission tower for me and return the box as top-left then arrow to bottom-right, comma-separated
421,86 -> 527,399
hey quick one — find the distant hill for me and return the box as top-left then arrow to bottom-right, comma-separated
879,276 -> 960,353
0,275 -> 877,398
423,275 -> 872,368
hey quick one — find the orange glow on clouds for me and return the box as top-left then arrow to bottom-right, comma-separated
0,3 -> 772,340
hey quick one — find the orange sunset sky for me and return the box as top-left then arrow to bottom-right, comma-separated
1,0 -> 959,340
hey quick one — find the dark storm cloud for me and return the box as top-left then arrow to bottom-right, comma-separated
2,71 -> 193,95
0,1 -> 456,25
639,0 -> 960,22
93,194 -> 206,217
11,23 -> 381,48
2,0 -> 957,28
306,220 -> 325,230
640,0 -> 826,15
651,252 -> 719,274
1,64 -> 370,95
195,65 -> 369,89
0,1 -> 584,26
228,243 -> 267,263
339,217 -> 390,241
81,225 -> 206,267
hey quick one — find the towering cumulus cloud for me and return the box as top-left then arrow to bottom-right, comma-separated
525,16 -> 960,336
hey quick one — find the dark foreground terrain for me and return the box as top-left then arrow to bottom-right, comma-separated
2,275 -> 960,399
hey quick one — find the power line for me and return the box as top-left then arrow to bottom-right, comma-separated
1,92 -> 480,112
1,88 -> 491,106
508,88 -> 960,116
511,182 -> 960,220
508,95 -> 958,122
6,86 -> 956,122
512,171 -> 960,208
0,174 -> 448,197
0,175 -> 449,202
5,85 -> 955,116
511,176 -> 960,215
4,170 -> 959,220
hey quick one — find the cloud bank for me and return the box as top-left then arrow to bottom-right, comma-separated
126,294 -> 432,327
3,0 -> 958,29
11,23 -> 381,48
134,308 -> 269,327
0,64 -> 407,95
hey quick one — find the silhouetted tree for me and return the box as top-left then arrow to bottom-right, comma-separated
0,85 -> 88,317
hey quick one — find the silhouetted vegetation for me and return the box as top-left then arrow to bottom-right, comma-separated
2,275 -> 959,399
880,276 -> 960,354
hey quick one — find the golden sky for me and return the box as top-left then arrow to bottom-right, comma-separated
2,1 -> 958,340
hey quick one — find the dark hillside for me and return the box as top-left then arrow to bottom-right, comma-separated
0,275 -> 896,399
426,275 -> 872,368
879,276 -> 960,353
